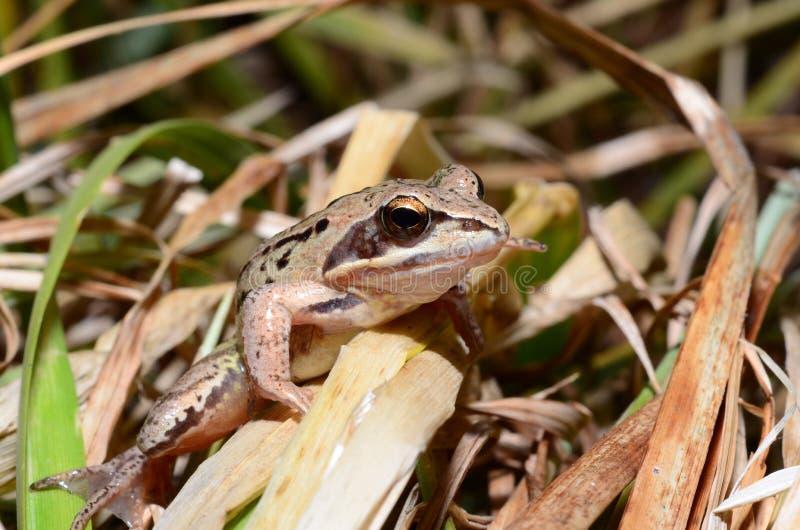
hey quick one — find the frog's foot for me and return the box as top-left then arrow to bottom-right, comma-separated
30,446 -> 172,530
258,379 -> 314,414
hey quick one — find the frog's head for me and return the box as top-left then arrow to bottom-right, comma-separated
321,164 -> 512,301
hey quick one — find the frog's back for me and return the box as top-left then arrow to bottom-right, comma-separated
235,181 -> 395,303
237,210 -> 331,299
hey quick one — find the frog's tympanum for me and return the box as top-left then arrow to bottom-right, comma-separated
31,164 -> 545,530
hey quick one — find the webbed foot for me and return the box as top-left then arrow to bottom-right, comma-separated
31,447 -> 172,530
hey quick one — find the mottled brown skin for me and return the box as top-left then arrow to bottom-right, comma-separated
136,344 -> 254,456
235,164 -> 508,413
31,164 -> 530,530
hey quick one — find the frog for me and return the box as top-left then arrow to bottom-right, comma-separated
31,164 -> 545,530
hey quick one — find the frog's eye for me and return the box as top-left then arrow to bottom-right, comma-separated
381,196 -> 430,240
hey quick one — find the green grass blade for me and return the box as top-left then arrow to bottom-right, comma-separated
300,6 -> 457,65
275,31 -> 342,111
755,179 -> 800,265
21,299 -> 87,529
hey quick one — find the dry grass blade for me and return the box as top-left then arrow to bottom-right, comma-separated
773,476 -> 800,530
271,101 -> 376,165
746,203 -> 800,337
517,0 -> 681,116
62,280 -> 144,301
0,270 -> 41,291
327,108 -> 422,200
95,283 -> 235,370
704,188 -> 800,527
169,155 -> 283,250
673,178 -> 731,288
505,397 -> 661,530
496,200 -> 660,351
295,340 -> 468,530
0,217 -> 58,244
0,296 -> 19,371
624,73 -> 756,530
0,135 -> 103,203
154,398 -> 308,529
487,477 -> 528,530
242,312 -> 440,530
2,0 -> 77,52
466,398 -> 590,440
782,317 -> 800,467
663,196 -> 697,279
715,206 -> 800,526
0,1 -> 335,75
591,295 -> 660,393
81,303 -> 150,464
327,108 -> 446,202
12,6 -> 329,146
693,343 -> 744,529
588,206 -> 664,309
511,2 -> 757,528
0,216 -> 168,249
0,253 -> 47,269
435,115 -> 559,159
719,341 -> 796,516
714,466 -> 800,513
469,116 -> 800,187
418,422 -> 496,530
546,200 -> 660,300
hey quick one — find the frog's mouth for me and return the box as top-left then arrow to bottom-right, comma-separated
388,245 -> 501,272
329,246 -> 499,287
323,233 -> 506,291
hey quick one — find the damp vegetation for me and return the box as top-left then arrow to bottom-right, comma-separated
1,1 -> 800,529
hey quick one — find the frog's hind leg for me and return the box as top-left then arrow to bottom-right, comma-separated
31,344 -> 257,530
136,343 -> 257,455
31,447 -> 171,530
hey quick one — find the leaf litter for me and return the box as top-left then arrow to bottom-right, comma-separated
1,1 -> 800,529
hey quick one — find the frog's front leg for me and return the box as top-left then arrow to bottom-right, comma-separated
437,282 -> 484,354
240,284 -> 316,413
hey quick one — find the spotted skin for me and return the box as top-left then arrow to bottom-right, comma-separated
236,164 -> 512,411
137,345 -> 255,456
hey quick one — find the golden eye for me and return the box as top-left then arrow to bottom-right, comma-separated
381,196 -> 430,240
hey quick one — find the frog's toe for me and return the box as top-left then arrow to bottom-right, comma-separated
261,380 -> 313,414
30,446 -> 171,530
